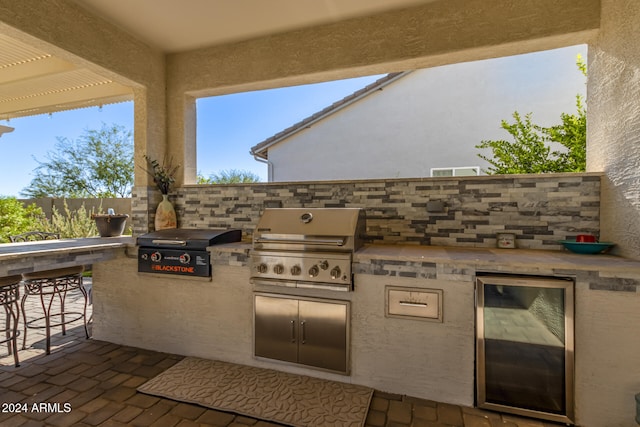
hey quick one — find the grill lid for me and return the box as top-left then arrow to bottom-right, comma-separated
253,208 -> 365,252
137,228 -> 242,250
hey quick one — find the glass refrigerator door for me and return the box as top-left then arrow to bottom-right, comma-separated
476,276 -> 574,424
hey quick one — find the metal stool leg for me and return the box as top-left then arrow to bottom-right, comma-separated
79,278 -> 89,339
20,291 -> 28,351
7,300 -> 20,366
41,287 -> 53,355
1,277 -> 22,367
57,284 -> 66,336
4,308 -> 10,353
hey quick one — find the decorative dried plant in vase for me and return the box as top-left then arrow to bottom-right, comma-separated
143,155 -> 180,230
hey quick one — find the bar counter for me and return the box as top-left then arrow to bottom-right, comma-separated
0,236 -> 133,277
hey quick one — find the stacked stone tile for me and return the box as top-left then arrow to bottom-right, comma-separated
134,173 -> 601,251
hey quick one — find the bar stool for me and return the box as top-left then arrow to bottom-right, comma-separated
0,275 -> 22,367
10,231 -> 90,354
20,266 -> 89,355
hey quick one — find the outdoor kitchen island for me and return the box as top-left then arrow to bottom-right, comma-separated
90,239 -> 640,427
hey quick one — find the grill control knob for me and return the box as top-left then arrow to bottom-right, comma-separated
308,265 -> 320,278
274,264 -> 285,275
179,253 -> 191,264
151,251 -> 162,262
319,260 -> 329,270
330,266 -> 342,280
256,263 -> 268,274
291,265 -> 302,276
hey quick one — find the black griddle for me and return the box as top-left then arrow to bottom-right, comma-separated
137,228 -> 242,277
137,228 -> 242,250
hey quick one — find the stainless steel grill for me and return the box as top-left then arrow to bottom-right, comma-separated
250,208 -> 365,291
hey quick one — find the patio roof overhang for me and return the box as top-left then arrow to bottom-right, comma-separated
0,0 -> 433,121
0,32 -> 132,120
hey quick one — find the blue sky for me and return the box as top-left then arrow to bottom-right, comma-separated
0,74 -> 383,197
196,75 -> 384,181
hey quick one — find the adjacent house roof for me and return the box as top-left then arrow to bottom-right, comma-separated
250,71 -> 410,161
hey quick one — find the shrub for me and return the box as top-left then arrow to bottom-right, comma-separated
0,197 -> 45,243
35,200 -> 99,238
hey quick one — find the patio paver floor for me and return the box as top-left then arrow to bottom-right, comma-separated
0,281 -> 567,427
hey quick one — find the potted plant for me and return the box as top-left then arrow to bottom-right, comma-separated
92,209 -> 129,237
143,155 -> 180,230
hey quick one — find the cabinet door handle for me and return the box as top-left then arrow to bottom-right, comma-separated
300,320 -> 306,344
290,320 -> 296,343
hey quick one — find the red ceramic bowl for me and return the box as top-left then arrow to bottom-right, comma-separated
576,234 -> 597,243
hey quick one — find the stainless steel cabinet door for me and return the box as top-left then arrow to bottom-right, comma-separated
255,295 -> 298,363
254,294 -> 350,373
298,299 -> 348,373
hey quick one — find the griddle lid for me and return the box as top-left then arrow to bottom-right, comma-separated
137,228 -> 241,249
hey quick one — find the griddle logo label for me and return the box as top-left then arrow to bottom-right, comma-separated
151,265 -> 195,274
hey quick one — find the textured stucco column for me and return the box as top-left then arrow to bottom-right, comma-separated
166,95 -> 197,186
588,0 -> 640,259
133,84 -> 167,232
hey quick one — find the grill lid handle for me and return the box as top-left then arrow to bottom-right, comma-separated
151,239 -> 187,246
255,235 -> 345,246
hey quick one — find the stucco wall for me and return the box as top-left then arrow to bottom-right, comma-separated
574,285 -> 640,427
351,275 -> 474,406
93,261 -> 256,366
588,0 -> 640,259
268,46 -> 587,182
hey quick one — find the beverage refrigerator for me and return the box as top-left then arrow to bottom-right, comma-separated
476,275 -> 574,424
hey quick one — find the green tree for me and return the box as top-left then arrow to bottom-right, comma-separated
476,55 -> 587,174
0,197 -> 44,243
21,123 -> 134,198
198,169 -> 261,184
546,95 -> 587,172
476,112 -> 560,174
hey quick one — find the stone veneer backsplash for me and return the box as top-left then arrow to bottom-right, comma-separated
133,173 -> 601,250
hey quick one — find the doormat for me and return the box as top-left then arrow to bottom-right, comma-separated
138,357 -> 373,427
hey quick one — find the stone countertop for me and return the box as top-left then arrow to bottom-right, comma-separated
355,244 -> 640,276
0,236 -> 133,277
0,236 -> 133,260
210,241 -> 640,277
4,237 -> 640,279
